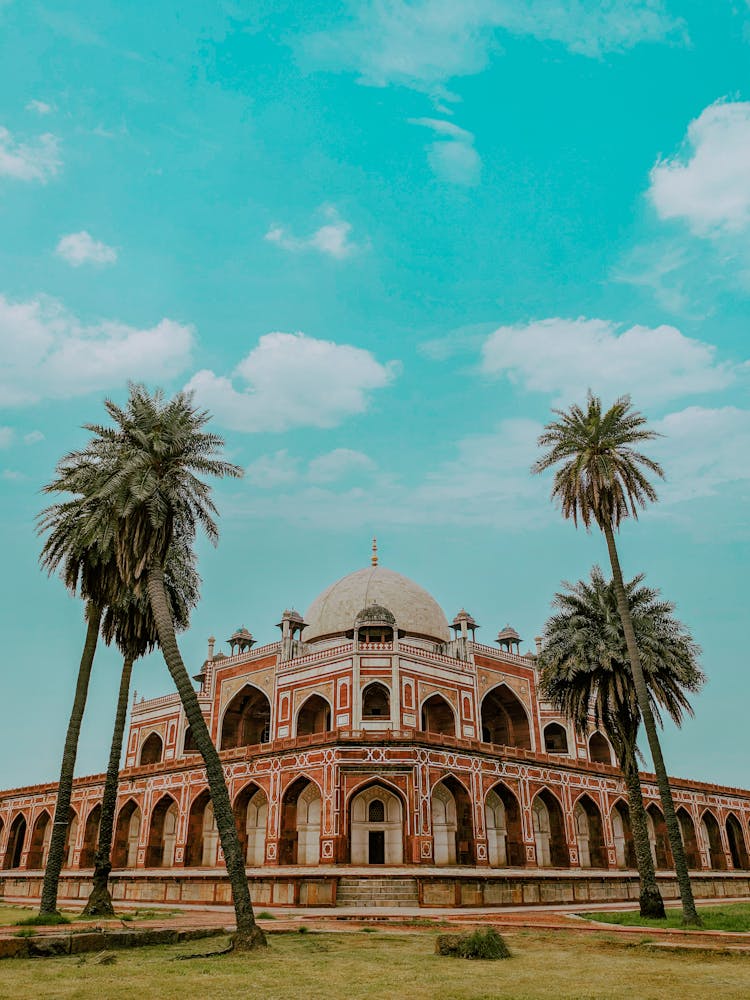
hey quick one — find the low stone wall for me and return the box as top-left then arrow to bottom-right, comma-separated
1,869 -> 749,910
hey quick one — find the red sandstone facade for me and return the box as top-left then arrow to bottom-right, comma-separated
1,562 -> 749,908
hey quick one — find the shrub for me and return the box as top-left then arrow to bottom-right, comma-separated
436,928 -> 511,960
17,913 -> 71,926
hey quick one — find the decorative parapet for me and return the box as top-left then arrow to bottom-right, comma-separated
471,641 -> 535,668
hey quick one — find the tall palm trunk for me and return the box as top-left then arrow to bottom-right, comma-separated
147,563 -> 265,950
39,604 -> 102,916
618,742 -> 665,918
82,654 -> 134,916
603,524 -> 700,925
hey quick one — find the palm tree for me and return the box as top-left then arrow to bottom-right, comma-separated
538,567 -> 704,918
82,541 -> 199,916
50,385 -> 265,949
533,392 -> 701,924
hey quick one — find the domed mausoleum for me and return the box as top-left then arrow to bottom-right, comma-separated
1,552 -> 749,910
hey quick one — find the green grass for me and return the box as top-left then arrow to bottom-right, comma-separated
582,902 -> 750,933
17,912 -> 71,926
0,906 -> 35,926
0,929 -> 747,1000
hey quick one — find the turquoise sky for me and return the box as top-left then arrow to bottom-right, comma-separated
1,1 -> 748,790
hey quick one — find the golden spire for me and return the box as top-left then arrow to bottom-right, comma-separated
371,537 -> 378,566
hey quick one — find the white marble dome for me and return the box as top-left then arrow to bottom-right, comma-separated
303,566 -> 450,643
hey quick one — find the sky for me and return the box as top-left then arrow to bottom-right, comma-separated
0,1 -> 748,791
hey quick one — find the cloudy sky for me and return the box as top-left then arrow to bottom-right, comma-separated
1,1 -> 748,789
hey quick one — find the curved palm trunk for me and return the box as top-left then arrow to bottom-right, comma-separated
39,604 -> 102,916
147,563 -> 265,950
603,524 -> 700,925
82,654 -> 134,916
618,745 -> 666,918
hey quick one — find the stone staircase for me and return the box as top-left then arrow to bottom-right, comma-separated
336,876 -> 419,908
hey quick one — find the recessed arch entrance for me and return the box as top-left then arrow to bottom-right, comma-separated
700,810 -> 726,870
543,722 -> 569,754
362,682 -> 391,721
145,795 -> 178,868
349,783 -> 404,864
480,685 -> 531,749
431,777 -> 474,865
79,804 -> 101,868
278,777 -> 321,866
296,695 -> 331,738
3,814 -> 27,869
184,790 -> 219,867
63,809 -> 78,869
485,783 -> 524,867
532,790 -> 569,867
676,808 -> 701,869
573,795 -> 606,868
112,800 -> 141,869
611,800 -> 636,868
726,813 -> 749,870
139,732 -> 163,767
646,804 -> 672,869
421,694 -> 457,737
220,685 -> 271,750
589,732 -> 612,765
26,810 -> 51,869
234,783 -> 268,865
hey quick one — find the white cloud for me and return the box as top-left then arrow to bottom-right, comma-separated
0,293 -> 194,406
653,406 -> 750,503
187,332 -> 399,433
246,447 -> 377,488
245,450 -> 301,488
0,427 -> 13,448
1,470 -> 24,482
307,449 -> 376,483
410,117 -> 481,185
305,1 -> 684,90
23,430 -> 44,445
55,231 -> 117,267
479,317 -> 737,405
649,101 -> 750,236
26,100 -> 54,115
265,206 -> 360,259
0,126 -> 60,182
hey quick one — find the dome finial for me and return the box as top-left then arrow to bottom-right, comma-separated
371,536 -> 378,566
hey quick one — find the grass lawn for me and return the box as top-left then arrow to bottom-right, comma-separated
0,906 -> 35,926
582,902 -> 750,933
0,929 -> 748,1000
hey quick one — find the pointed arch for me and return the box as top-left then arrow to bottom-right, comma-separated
572,794 -> 606,868
295,694 -> 332,738
112,799 -> 141,869
726,813 -> 749,870
700,809 -> 726,870
645,803 -> 672,869
431,776 -> 475,865
532,789 -> 569,868
182,725 -> 198,755
79,804 -> 102,868
349,782 -> 404,864
233,782 -> 268,866
139,731 -> 163,766
63,808 -> 78,869
421,693 -> 457,737
184,790 -> 218,867
219,684 -> 271,750
278,776 -> 322,865
3,813 -> 27,869
26,810 -> 51,869
676,807 -> 701,869
485,782 -> 524,867
611,798 -> 636,868
145,795 -> 179,868
543,722 -> 569,754
362,682 -> 391,721
588,732 -> 612,765
480,684 -> 531,749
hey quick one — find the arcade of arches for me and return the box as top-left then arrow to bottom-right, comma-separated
481,686 -> 532,749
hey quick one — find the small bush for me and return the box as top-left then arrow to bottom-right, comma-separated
257,911 -> 276,920
436,928 -> 511,960
297,925 -> 309,934
13,928 -> 36,938
17,912 -> 71,926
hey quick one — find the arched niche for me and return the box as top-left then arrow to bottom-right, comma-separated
26,811 -> 51,869
349,783 -> 404,864
183,726 -> 198,755
139,732 -> 163,767
63,809 -> 78,869
79,804 -> 102,868
646,804 -> 672,869
611,800 -> 636,868
220,685 -> 271,750
676,808 -> 702,869
700,810 -> 726,870
485,783 -> 524,867
362,682 -> 391,721
588,732 -> 613,765
184,790 -> 219,867
543,722 -> 569,755
3,813 -> 27,870
573,795 -> 606,868
726,813 -> 749,870
278,778 -> 321,866
145,796 -> 179,868
432,777 -> 474,865
112,800 -> 141,869
421,694 -> 457,738
296,695 -> 331,738
480,685 -> 531,749
532,790 -> 569,868
234,783 -> 268,866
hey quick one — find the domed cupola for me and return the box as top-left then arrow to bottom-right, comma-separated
355,603 -> 397,644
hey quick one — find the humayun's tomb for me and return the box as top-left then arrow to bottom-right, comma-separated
1,551 -> 749,910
